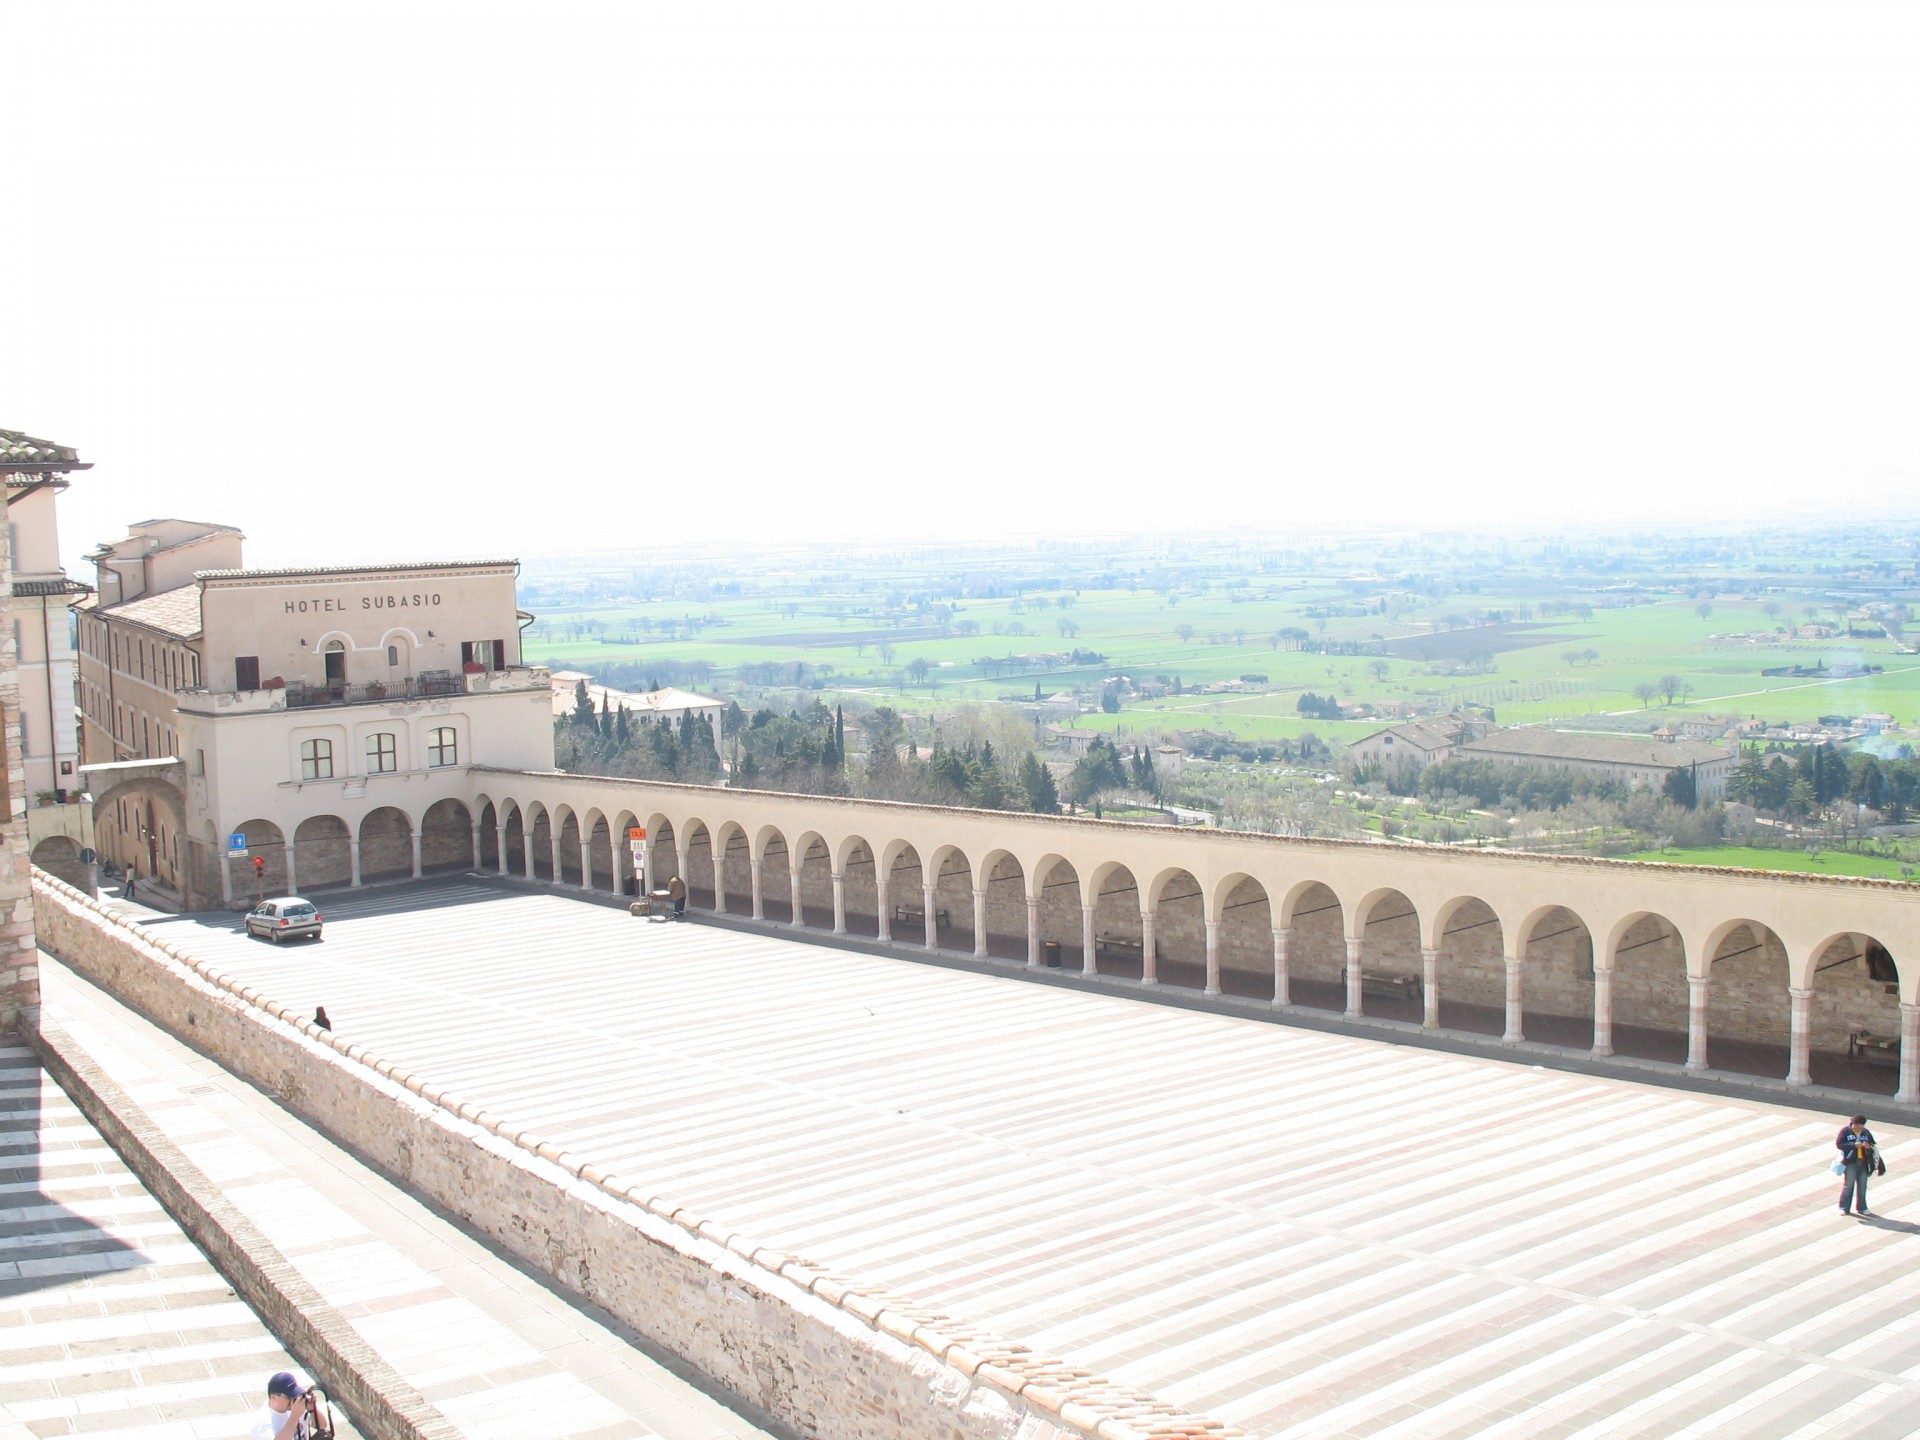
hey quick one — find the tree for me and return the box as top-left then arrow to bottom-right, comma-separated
1175,623 -> 1196,645
1018,752 -> 1060,814
1695,602 -> 1713,621
1057,617 -> 1080,639
571,679 -> 596,728
1633,682 -> 1660,707
906,656 -> 932,685
1762,600 -> 1781,620
1367,659 -> 1391,682
1657,674 -> 1689,704
1662,764 -> 1698,809
877,640 -> 897,667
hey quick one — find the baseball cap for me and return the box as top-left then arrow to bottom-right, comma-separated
267,1372 -> 302,1398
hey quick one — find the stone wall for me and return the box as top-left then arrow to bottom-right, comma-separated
0,515 -> 37,1032
31,875 -> 1229,1440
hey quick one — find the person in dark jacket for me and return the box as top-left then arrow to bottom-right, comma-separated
1837,1114 -> 1882,1216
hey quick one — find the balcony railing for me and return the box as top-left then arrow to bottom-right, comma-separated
178,665 -> 549,715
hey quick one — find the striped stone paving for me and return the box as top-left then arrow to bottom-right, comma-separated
115,879 -> 1920,1438
0,1037 -> 363,1440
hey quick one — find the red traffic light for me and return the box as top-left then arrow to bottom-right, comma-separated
253,857 -> 266,875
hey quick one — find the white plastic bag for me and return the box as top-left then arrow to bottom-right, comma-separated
1830,1158 -> 1846,1176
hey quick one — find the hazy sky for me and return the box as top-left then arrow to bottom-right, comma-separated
10,3 -> 1917,574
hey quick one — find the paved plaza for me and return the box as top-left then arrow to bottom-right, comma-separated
79,879 -> 1920,1438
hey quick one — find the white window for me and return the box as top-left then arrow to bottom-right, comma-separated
367,732 -> 397,773
300,738 -> 334,780
426,727 -> 458,767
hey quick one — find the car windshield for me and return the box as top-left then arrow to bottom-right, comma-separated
282,903 -> 318,918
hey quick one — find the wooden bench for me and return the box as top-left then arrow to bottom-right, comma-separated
893,904 -> 950,928
1849,1030 -> 1900,1062
1097,934 -> 1144,961
1361,970 -> 1423,1001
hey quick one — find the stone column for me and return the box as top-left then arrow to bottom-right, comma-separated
750,857 -> 764,921
522,834 -> 536,882
1026,895 -> 1040,968
1203,920 -> 1221,996
412,830 -> 425,881
973,887 -> 988,958
923,882 -> 938,949
1786,986 -> 1813,1087
1503,957 -> 1524,1043
713,861 -> 727,916
349,837 -> 363,888
789,866 -> 805,929
468,820 -> 482,870
1082,903 -> 1097,976
1685,975 -> 1710,1071
1591,967 -> 1614,1057
495,825 -> 509,877
831,872 -> 846,936
1344,937 -> 1364,1018
577,836 -> 591,891
1271,927 -> 1290,1007
549,834 -> 564,888
876,869 -> 892,941
285,847 -> 299,897
219,854 -> 233,906
1140,908 -> 1158,985
1898,1003 -> 1920,1105
1421,947 -> 1439,1029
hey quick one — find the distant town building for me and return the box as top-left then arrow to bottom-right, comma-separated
1348,713 -> 1494,775
1454,729 -> 1738,801
547,671 -> 722,734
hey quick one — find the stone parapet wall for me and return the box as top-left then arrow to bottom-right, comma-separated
30,873 -> 1235,1440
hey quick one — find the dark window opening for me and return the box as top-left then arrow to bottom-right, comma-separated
235,656 -> 260,690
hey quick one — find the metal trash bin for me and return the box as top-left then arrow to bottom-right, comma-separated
649,888 -> 673,923
1043,940 -> 1063,967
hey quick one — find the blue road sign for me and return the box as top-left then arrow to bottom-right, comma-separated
229,833 -> 247,852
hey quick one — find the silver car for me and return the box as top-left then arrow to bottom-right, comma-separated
245,897 -> 324,943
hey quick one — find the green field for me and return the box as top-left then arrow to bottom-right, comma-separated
1622,846 -> 1919,880
520,535 -> 1920,746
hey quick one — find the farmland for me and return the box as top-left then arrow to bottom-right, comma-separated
520,526 -> 1920,750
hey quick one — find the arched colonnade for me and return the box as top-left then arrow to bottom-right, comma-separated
469,773 -> 1920,1103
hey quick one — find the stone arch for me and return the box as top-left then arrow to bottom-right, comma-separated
754,825 -> 792,922
683,819 -> 716,909
293,814 -> 352,891
1212,872 -> 1273,1000
92,775 -> 186,886
420,798 -> 474,874
474,796 -> 501,870
1428,894 -> 1505,1035
1605,911 -> 1689,1064
501,801 -> 528,878
30,835 -> 86,890
978,849 -> 1027,960
1032,855 -> 1082,967
584,808 -> 616,891
358,806 -> 414,884
1807,930 -> 1903,1093
555,807 -> 584,886
634,813 -> 672,894
230,818 -> 289,896
927,844 -> 974,951
526,803 -> 555,882
1278,880 -> 1345,1011
836,834 -> 880,938
881,841 -> 924,943
1144,865 -> 1204,990
1352,886 -> 1422,1021
1515,904 -> 1597,1046
1088,861 -> 1143,979
716,822 -> 751,916
1703,919 -> 1791,1079
793,830 -> 832,929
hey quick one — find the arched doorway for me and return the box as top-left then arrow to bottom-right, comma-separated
293,815 -> 351,891
1280,881 -> 1345,1011
1213,874 -> 1273,1000
1146,867 -> 1205,990
1089,864 -> 1143,979
420,799 -> 473,874
358,807 -> 413,883
29,836 -> 86,890
1353,887 -> 1422,1022
1808,932 -> 1902,1094
1607,912 -> 1688,1065
838,835 -> 879,937
1430,895 -> 1503,1035
1705,920 -> 1790,1079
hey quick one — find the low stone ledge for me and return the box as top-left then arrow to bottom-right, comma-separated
30,872 -> 1235,1440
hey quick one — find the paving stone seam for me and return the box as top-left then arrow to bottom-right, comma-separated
19,1019 -> 464,1440
33,868 -> 1245,1440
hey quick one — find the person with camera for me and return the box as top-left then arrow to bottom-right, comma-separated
1837,1114 -> 1884,1217
251,1372 -> 322,1440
